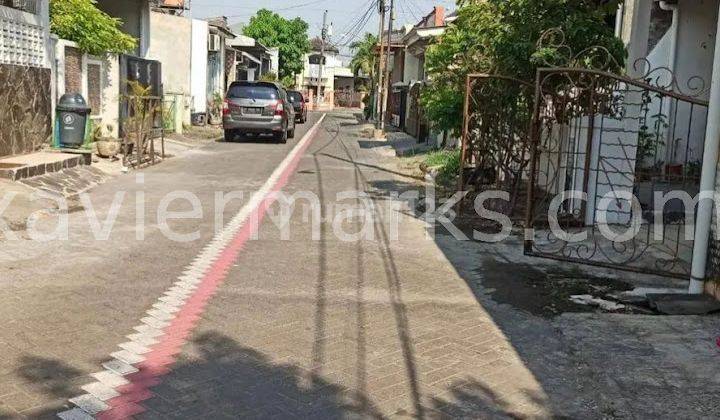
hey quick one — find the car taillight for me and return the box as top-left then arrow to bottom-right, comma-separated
222,99 -> 230,116
275,100 -> 285,116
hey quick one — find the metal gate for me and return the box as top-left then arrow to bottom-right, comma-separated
407,82 -> 429,142
459,74 -> 535,218
524,65 -> 709,278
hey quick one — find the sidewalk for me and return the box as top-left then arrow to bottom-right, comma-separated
0,135 -> 216,243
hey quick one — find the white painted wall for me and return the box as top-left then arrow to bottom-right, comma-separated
52,39 -> 121,137
269,47 -> 279,74
644,0 -> 717,165
403,53 -> 421,85
0,0 -> 51,68
191,19 -> 208,114
147,12 -> 193,126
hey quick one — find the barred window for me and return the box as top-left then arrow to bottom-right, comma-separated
0,0 -> 38,14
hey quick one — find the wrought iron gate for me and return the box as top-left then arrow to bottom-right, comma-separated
524,65 -> 709,278
459,74 -> 535,218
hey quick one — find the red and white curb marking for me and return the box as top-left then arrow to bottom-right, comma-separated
58,115 -> 326,420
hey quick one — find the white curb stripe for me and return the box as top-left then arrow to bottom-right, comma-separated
59,114 -> 326,419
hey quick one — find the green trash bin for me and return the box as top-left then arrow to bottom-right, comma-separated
56,93 -> 91,148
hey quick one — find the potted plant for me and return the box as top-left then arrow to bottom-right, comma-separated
122,80 -> 161,166
94,124 -> 121,159
207,92 -> 224,125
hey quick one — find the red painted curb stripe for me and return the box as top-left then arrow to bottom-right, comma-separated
97,118 -> 325,419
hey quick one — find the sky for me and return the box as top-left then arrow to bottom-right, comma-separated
191,0 -> 456,60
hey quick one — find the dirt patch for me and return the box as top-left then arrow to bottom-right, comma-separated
168,126 -> 223,144
476,258 -> 635,318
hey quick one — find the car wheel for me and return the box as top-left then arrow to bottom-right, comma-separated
288,127 -> 295,139
275,128 -> 288,144
224,129 -> 235,142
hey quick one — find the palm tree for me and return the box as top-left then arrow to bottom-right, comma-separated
350,33 -> 379,86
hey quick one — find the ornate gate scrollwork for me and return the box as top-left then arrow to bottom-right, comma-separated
524,65 -> 709,278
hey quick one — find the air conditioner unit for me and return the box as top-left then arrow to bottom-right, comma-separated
208,34 -> 221,52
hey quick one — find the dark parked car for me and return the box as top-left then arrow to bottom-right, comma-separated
287,90 -> 308,124
222,81 -> 296,143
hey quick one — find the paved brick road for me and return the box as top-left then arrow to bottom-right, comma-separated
3,110 -> 720,420
129,112 -> 549,419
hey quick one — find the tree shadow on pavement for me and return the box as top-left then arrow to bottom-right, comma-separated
430,378 -> 550,419
139,331 -> 385,419
16,356 -> 85,400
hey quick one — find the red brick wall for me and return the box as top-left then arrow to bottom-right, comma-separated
65,46 -> 83,95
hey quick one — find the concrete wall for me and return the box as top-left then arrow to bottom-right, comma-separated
147,12 -> 192,95
147,12 -> 193,125
403,52 -> 421,85
191,19 -> 208,114
622,0 -> 653,76
675,0 -> 718,99
644,0 -> 717,165
269,48 -> 279,75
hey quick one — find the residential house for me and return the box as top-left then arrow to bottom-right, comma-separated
382,6 -> 450,145
205,16 -> 235,108
52,0 -> 157,138
228,35 -> 275,82
53,1 -> 211,137
0,0 -> 52,158
295,37 -> 354,107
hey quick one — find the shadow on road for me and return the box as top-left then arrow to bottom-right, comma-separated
141,331 -> 385,419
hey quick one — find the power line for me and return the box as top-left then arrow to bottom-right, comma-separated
331,0 -> 378,48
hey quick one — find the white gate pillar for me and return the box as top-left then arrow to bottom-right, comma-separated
690,4 -> 720,294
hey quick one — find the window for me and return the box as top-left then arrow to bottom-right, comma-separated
227,84 -> 278,100
309,54 -> 326,65
0,0 -> 38,14
287,91 -> 303,103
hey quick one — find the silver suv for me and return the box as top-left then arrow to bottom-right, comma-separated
222,82 -> 296,143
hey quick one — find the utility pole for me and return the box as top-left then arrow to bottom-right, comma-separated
379,0 -> 395,134
317,10 -> 329,107
374,1 -> 386,128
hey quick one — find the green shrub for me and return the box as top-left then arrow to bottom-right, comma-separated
422,0 -> 625,136
424,149 -> 461,184
50,0 -> 137,55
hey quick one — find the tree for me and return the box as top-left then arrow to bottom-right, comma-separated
422,0 -> 625,136
243,9 -> 311,86
350,33 -> 379,81
50,0 -> 137,55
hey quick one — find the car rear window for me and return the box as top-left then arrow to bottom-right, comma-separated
288,92 -> 303,102
227,84 -> 279,100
